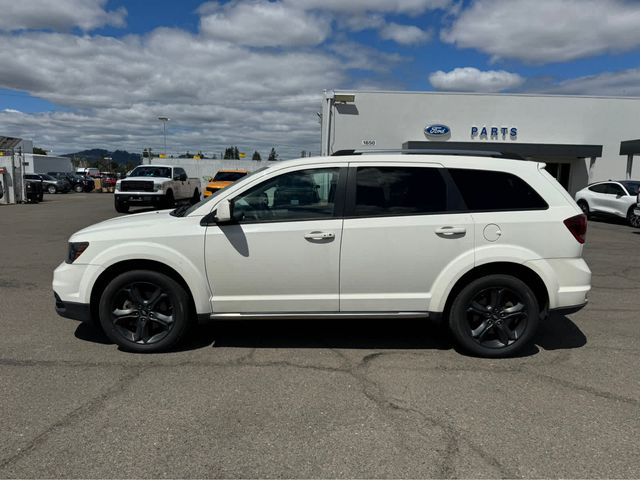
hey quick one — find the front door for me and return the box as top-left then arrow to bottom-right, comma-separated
204,165 -> 345,313
340,163 -> 474,312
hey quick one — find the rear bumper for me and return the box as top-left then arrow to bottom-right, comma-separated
525,257 -> 591,310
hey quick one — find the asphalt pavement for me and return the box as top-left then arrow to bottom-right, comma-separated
0,193 -> 638,478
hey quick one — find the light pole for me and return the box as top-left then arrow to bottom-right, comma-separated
158,116 -> 169,156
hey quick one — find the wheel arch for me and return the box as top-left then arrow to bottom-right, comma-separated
90,259 -> 198,325
438,262 -> 550,322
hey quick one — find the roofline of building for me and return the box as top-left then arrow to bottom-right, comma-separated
328,89 -> 640,101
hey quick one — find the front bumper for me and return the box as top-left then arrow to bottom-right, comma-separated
54,292 -> 92,322
115,193 -> 164,204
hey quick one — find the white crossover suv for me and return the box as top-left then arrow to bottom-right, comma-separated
574,180 -> 640,227
53,154 -> 591,357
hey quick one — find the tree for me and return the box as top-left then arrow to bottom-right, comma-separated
234,147 -> 240,159
33,147 -> 47,155
252,150 -> 261,161
268,147 -> 278,161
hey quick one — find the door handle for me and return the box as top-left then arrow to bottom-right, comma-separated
304,231 -> 335,240
435,226 -> 466,236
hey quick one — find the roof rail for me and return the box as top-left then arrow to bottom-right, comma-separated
331,148 -> 526,160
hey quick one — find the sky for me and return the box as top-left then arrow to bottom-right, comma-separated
1,0 -> 640,158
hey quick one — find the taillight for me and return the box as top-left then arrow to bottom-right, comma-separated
564,214 -> 587,244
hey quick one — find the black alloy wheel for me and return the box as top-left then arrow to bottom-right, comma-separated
449,275 -> 539,357
577,200 -> 589,217
99,270 -> 191,352
627,207 -> 640,228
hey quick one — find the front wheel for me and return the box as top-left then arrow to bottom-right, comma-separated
163,190 -> 175,209
74,184 -> 83,193
448,275 -> 539,358
114,198 -> 129,213
190,189 -> 200,205
627,207 -> 640,228
98,270 -> 192,352
47,185 -> 57,194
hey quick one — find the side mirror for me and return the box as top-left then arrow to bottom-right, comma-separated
214,199 -> 232,223
180,173 -> 187,181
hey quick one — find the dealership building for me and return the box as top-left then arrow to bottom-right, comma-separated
320,90 -> 640,194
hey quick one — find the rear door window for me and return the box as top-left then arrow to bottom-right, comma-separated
448,169 -> 548,211
350,166 -> 448,217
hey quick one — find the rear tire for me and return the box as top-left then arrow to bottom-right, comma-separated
74,184 -> 83,193
448,274 -> 539,358
98,270 -> 192,353
47,185 -> 57,194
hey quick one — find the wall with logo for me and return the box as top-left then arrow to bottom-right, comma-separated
322,90 -> 640,192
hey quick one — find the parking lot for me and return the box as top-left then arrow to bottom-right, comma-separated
0,193 -> 638,478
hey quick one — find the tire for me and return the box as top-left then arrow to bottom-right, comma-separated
448,274 -> 539,358
163,190 -> 175,209
628,207 -> 640,228
47,185 -> 57,194
74,184 -> 83,193
98,270 -> 192,353
190,189 -> 200,205
114,198 -> 129,213
577,200 -> 590,218
38,193 -> 44,202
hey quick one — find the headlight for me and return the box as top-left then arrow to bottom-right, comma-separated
115,181 -> 121,191
154,184 -> 163,192
66,242 -> 89,264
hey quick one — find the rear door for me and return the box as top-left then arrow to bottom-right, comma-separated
339,162 -> 474,312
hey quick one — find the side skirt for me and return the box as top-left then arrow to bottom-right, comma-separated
208,311 -> 430,321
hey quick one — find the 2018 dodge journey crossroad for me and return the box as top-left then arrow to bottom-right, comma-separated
53,154 -> 591,357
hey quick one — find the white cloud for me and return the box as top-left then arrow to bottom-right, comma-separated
285,0 -> 452,15
379,23 -> 430,45
543,68 -> 640,96
0,0 -> 126,32
199,1 -> 331,47
429,67 -> 524,92
441,0 -> 640,63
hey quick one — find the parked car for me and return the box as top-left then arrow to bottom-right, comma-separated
204,169 -> 249,197
113,165 -> 200,213
24,178 -> 44,203
575,180 -> 640,226
101,175 -> 117,188
48,172 -> 94,193
54,154 -> 591,357
25,173 -> 70,194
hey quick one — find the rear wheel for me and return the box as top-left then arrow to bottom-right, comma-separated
98,270 -> 192,352
448,274 -> 539,358
74,184 -> 83,193
47,185 -> 57,194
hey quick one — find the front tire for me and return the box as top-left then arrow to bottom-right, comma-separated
448,274 -> 539,358
98,270 -> 192,353
190,189 -> 200,205
627,206 -> 640,228
74,184 -> 83,193
163,190 -> 175,209
47,185 -> 57,194
114,198 -> 129,213
577,200 -> 590,218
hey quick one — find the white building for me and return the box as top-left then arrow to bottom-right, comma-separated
320,90 -> 640,194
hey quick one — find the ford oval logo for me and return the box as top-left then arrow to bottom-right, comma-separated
424,124 -> 450,138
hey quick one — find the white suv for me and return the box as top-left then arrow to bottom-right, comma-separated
53,154 -> 591,357
574,180 -> 640,226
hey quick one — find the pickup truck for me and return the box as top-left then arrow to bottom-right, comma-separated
114,165 -> 200,213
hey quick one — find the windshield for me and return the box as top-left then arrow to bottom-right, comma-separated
129,166 -> 172,178
180,167 -> 269,217
213,171 -> 247,182
40,174 -> 55,180
621,181 -> 640,196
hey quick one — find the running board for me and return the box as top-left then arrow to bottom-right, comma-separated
209,311 -> 429,320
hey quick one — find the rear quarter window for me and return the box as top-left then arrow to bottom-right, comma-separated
448,168 -> 548,211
